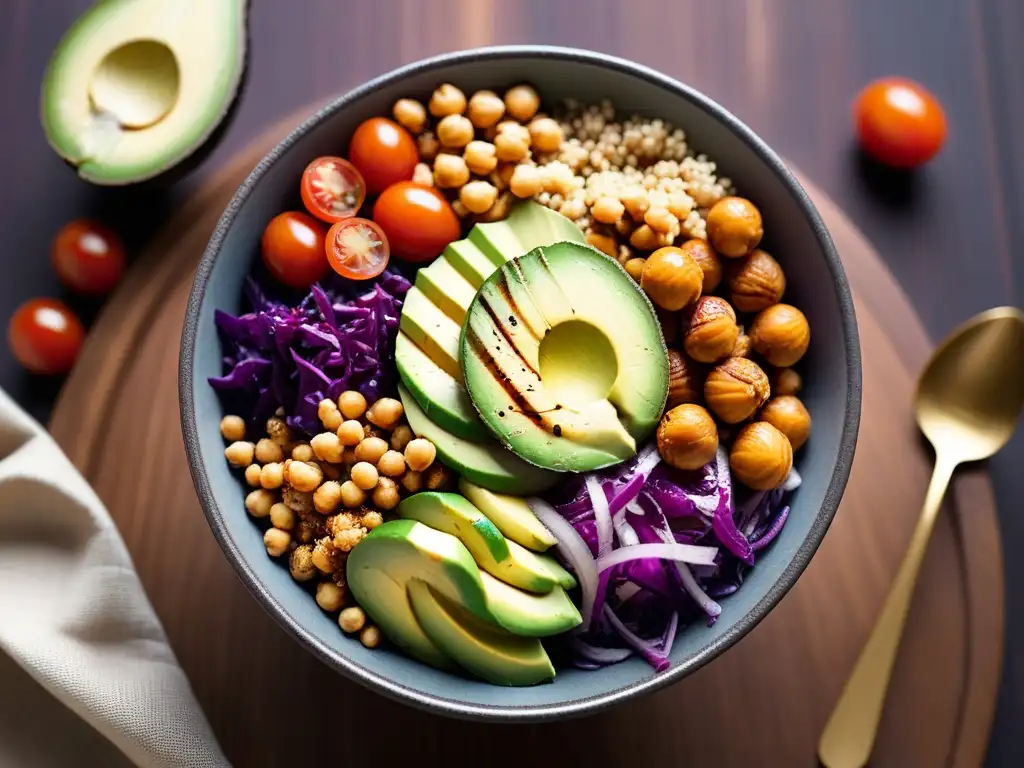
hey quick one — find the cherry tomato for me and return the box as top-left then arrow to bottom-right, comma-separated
7,298 -> 85,375
372,182 -> 461,264
261,211 -> 329,289
51,219 -> 126,296
854,77 -> 947,168
326,218 -> 390,280
348,117 -> 418,196
300,156 -> 366,223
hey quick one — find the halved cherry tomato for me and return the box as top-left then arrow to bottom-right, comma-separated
348,117 -> 418,195
51,219 -> 126,296
854,77 -> 947,168
300,156 -> 366,223
372,181 -> 460,264
261,211 -> 329,289
325,218 -> 390,280
8,298 -> 85,375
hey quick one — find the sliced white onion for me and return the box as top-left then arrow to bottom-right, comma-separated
571,637 -> 633,664
631,442 -> 663,480
528,497 -> 599,630
614,517 -> 640,547
595,542 -> 718,572
654,525 -> 722,618
625,499 -> 645,517
782,467 -> 802,492
586,475 -> 613,558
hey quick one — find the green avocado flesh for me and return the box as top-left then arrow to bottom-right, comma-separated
398,492 -> 573,594
458,478 -> 557,552
407,581 -> 555,686
395,201 -> 584,442
41,0 -> 247,184
347,519 -> 579,682
398,384 -> 557,495
461,241 -> 669,472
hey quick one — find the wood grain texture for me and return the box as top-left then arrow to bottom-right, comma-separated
46,116 -> 1002,768
0,1 -> 1021,764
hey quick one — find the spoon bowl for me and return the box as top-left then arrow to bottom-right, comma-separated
915,306 -> 1024,463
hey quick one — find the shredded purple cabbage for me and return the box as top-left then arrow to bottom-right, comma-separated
209,270 -> 411,436
545,445 -> 798,672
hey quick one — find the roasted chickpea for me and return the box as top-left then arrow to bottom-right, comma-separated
365,398 -> 404,431
771,367 -> 803,396
314,480 -> 343,515
390,425 -> 414,453
339,606 -> 366,634
412,162 -> 434,186
504,84 -> 540,122
392,98 -> 427,134
679,238 -> 722,293
727,249 -> 786,312
467,89 -> 505,128
316,581 -> 346,612
586,231 -> 619,259
592,196 -> 626,224
423,462 -> 452,491
286,461 -> 323,493
360,624 -> 382,649
377,450 -> 406,477
310,432 -> 344,464
494,131 -> 530,163
629,223 -> 666,252
437,114 -> 474,148
704,356 -> 771,423
360,508 -> 384,530
245,489 -> 275,518
372,477 -> 401,510
404,438 -> 436,472
289,545 -> 317,582
350,461 -> 380,491
340,480 -> 366,509
464,140 -> 498,175
291,443 -> 315,462
683,296 -> 739,363
270,502 -> 296,530
730,421 -> 794,490
657,404 -> 719,470
264,528 -> 291,557
706,196 -> 763,257
760,395 -> 811,450
337,419 -> 364,447
509,164 -> 543,198
417,131 -> 440,163
265,416 -> 293,447
317,398 -> 343,431
666,349 -> 704,407
644,206 -> 679,235
528,117 -> 563,153
429,83 -> 466,117
641,246 -> 703,311
254,438 -> 285,465
220,415 -> 246,442
225,441 -> 255,468
433,153 -> 470,188
401,470 -> 423,494
338,390 -> 367,420
259,462 -> 285,489
355,436 -> 389,465
460,181 -> 499,215
244,463 -> 262,487
749,303 -> 811,367
624,257 -> 647,282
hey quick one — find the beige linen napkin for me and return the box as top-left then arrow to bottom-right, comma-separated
0,388 -> 228,768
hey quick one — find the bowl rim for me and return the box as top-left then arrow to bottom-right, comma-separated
179,44 -> 862,721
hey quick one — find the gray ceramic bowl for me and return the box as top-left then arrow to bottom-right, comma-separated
180,45 -> 861,721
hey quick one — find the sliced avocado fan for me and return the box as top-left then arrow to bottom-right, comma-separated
398,492 -> 575,593
347,520 -> 582,683
461,241 -> 669,473
395,201 -> 584,441
41,0 -> 247,184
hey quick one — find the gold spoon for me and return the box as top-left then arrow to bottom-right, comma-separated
819,306 -> 1024,768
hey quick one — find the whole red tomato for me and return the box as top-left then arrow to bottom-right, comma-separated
854,77 -> 947,168
261,211 -> 329,288
373,182 -> 461,264
52,219 -> 126,296
8,298 -> 85,375
348,118 -> 418,196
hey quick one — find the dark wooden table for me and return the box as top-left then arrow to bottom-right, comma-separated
1,1 -> 1021,764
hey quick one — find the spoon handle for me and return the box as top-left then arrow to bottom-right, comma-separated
818,455 -> 957,768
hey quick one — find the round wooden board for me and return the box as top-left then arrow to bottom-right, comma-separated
49,115 -> 1003,768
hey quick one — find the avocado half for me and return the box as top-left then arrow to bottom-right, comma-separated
41,0 -> 249,185
461,241 -> 669,473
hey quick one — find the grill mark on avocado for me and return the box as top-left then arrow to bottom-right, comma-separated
508,260 -> 552,332
495,272 -> 541,341
480,293 -> 538,376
